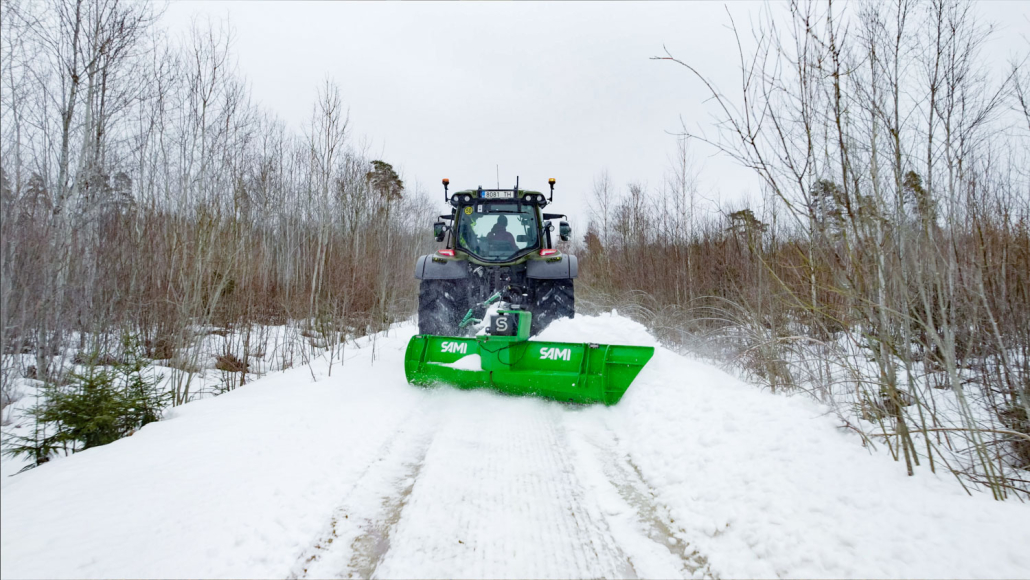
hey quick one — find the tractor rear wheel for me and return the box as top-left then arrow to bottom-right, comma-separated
418,279 -> 469,336
530,278 -> 574,335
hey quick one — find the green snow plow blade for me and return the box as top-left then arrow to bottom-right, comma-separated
404,309 -> 654,405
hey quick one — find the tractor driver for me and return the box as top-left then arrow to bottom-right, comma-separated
486,214 -> 518,252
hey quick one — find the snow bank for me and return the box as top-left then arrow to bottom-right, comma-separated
2,314 -> 1028,579
545,313 -> 1030,578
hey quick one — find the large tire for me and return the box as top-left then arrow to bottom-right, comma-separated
418,279 -> 469,336
530,279 -> 574,335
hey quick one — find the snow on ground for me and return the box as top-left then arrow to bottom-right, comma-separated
2,313 -> 1029,579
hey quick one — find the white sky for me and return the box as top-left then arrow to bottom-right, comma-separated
161,1 -> 1028,226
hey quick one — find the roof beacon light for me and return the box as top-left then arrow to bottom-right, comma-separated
442,178 -> 450,202
548,178 -> 556,202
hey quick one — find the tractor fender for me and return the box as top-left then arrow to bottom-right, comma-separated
415,255 -> 469,280
526,254 -> 578,279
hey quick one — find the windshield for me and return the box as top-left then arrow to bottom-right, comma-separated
455,202 -> 539,261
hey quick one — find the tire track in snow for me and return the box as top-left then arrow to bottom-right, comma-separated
342,451 -> 427,578
617,456 -> 712,579
290,405 -> 438,579
563,413 -> 713,579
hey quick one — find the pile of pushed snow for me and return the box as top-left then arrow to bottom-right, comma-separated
535,309 -> 656,346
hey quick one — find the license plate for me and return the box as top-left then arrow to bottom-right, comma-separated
483,190 -> 513,199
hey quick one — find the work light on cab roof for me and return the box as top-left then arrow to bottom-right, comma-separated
407,176 -> 654,405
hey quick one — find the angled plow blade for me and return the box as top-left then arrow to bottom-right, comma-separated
404,333 -> 654,406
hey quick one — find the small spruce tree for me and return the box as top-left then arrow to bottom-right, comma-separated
3,333 -> 168,468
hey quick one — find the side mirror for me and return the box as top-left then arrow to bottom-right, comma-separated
433,222 -> 446,242
559,221 -> 571,242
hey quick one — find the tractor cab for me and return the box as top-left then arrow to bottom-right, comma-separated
453,196 -> 542,262
434,180 -> 570,265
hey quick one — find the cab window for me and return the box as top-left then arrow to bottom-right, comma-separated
456,203 -> 538,260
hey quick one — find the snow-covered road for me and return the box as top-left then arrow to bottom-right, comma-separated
2,314 -> 1029,579
293,377 -> 700,580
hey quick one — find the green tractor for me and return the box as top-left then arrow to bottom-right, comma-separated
415,177 -> 574,337
404,178 -> 653,406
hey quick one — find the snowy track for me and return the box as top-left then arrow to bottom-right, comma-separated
295,385 -> 701,579
3,314 -> 1029,579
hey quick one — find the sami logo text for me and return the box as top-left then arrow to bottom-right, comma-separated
539,347 -> 572,361
441,341 -> 468,354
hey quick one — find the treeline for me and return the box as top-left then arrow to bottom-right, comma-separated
0,0 -> 434,404
578,0 -> 1030,498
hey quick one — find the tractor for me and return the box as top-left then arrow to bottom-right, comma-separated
414,178 -> 575,337
405,177 -> 654,406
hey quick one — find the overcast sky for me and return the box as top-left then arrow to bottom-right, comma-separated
161,1 -> 1028,226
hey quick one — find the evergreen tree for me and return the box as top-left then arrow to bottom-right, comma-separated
365,160 -> 404,203
810,179 -> 846,238
3,334 -> 168,466
902,170 -> 935,225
